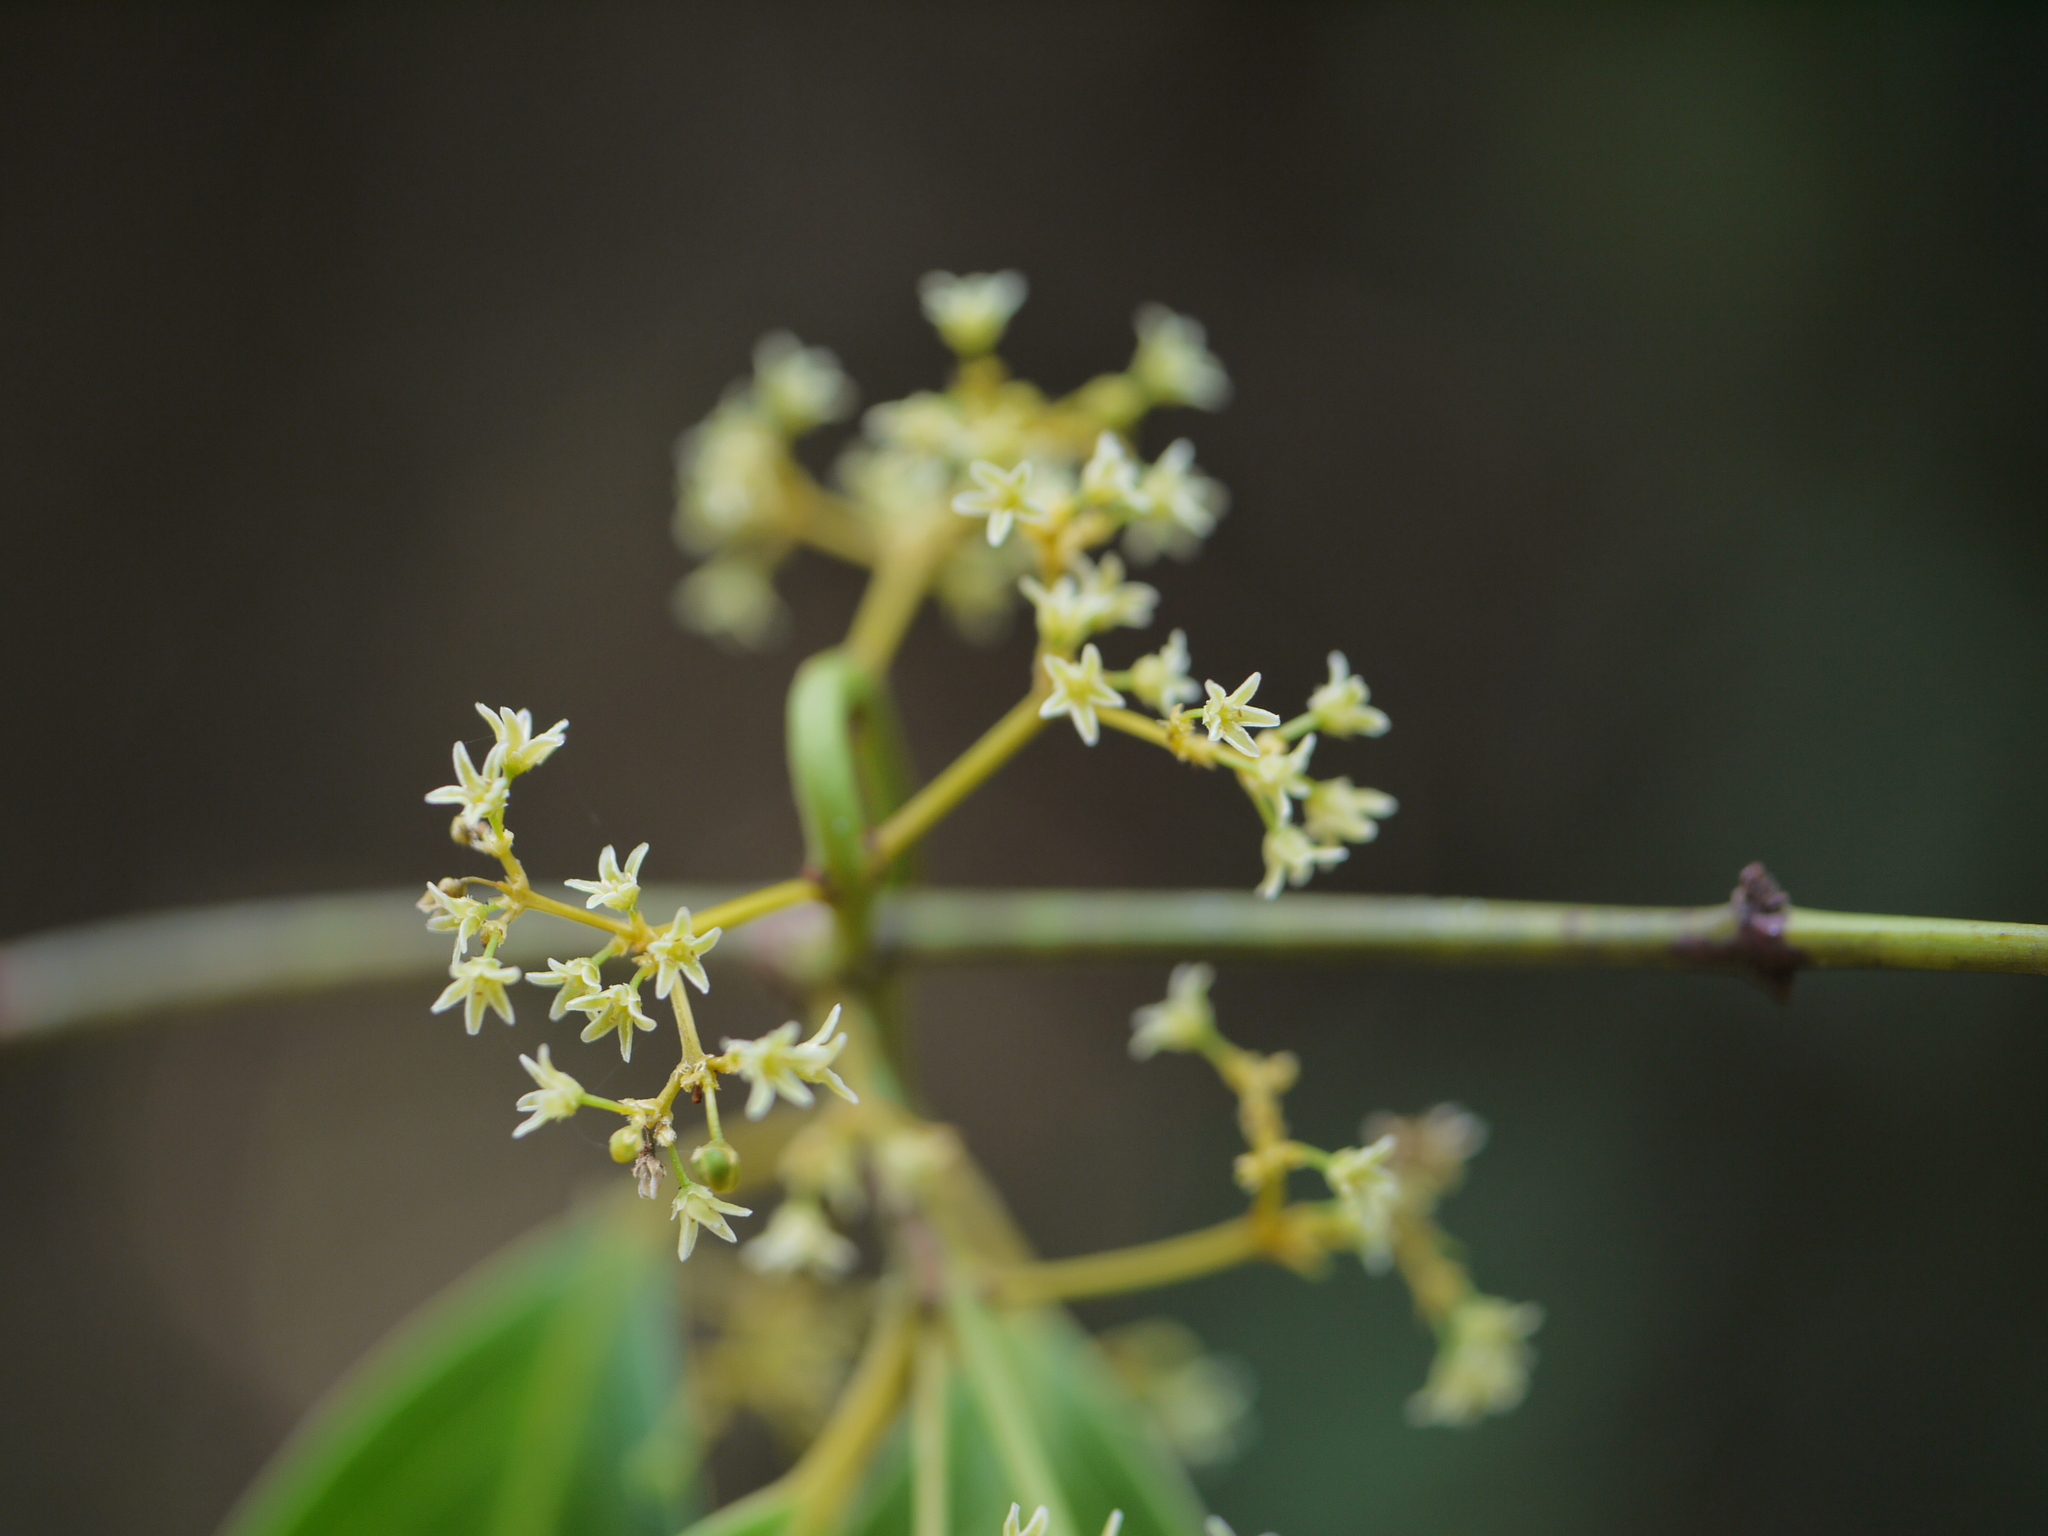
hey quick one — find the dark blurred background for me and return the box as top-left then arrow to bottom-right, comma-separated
4,7 -> 2048,1534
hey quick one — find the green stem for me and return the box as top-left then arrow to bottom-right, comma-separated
11,884 -> 2048,1046
870,888 -> 2048,980
868,693 -> 1049,876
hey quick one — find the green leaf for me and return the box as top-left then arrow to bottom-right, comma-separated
839,1305 -> 1209,1536
222,1198 -> 691,1536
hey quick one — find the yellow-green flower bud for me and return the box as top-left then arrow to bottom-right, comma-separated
691,1139 -> 741,1193
610,1124 -> 642,1165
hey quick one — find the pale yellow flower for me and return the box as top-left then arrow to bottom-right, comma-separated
512,1044 -> 584,1138
1040,644 -> 1125,746
672,1182 -> 753,1261
952,459 -> 1047,546
433,954 -> 521,1035
1258,825 -> 1347,899
919,269 -> 1028,356
1407,1296 -> 1544,1428
565,842 -> 648,912
1201,673 -> 1281,760
1307,651 -> 1390,738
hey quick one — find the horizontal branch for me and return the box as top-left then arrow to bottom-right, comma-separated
5,871 -> 2045,1045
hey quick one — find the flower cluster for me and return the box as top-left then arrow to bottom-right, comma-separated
1129,965 -> 1539,1424
670,271 -> 1232,650
420,705 -> 865,1268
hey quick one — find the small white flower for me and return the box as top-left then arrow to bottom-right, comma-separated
1018,572 -> 1091,654
569,982 -> 657,1061
643,907 -> 722,999
1002,1507 -> 1050,1536
1258,825 -> 1347,899
752,331 -> 855,432
418,883 -> 493,957
565,843 -> 648,912
475,704 -> 568,776
1201,673 -> 1282,760
433,954 -> 522,1035
1407,1296 -> 1544,1428
1073,551 -> 1157,633
671,1181 -> 753,1262
1131,304 -> 1231,410
1307,652 -> 1390,738
1324,1135 -> 1401,1272
1128,629 -> 1200,713
512,1044 -> 584,1138
952,459 -> 1048,546
919,269 -> 1028,356
723,1004 -> 858,1121
1130,961 -> 1217,1059
424,740 -> 509,828
1303,778 -> 1398,846
527,955 -> 605,1021
1079,431 -> 1149,511
1242,733 -> 1317,821
1137,440 -> 1225,541
673,557 -> 789,651
1124,440 -> 1228,565
741,1198 -> 859,1280
1039,644 -> 1125,747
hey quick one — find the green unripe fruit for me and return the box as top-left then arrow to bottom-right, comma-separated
691,1140 -> 741,1193
609,1125 -> 641,1165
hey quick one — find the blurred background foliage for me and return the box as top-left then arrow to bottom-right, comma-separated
3,7 -> 2046,1535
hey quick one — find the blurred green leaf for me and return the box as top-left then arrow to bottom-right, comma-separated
222,1199 -> 690,1536
839,1306 -> 1209,1536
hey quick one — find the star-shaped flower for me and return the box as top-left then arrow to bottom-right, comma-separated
1324,1135 -> 1401,1272
527,955 -> 604,1020
418,882 -> 494,957
919,269 -> 1028,356
740,1198 -> 859,1280
1073,552 -> 1157,633
722,1004 -> 858,1121
952,459 -> 1047,546
475,704 -> 568,777
1243,732 -> 1317,821
433,954 -> 522,1035
1129,962 -> 1217,1059
1258,824 -> 1348,899
1128,629 -> 1199,713
565,842 -> 648,912
568,981 -> 656,1061
671,1181 -> 753,1262
511,1044 -> 585,1139
1019,572 -> 1092,654
1303,778 -> 1398,846
1307,652 -> 1391,738
1040,644 -> 1125,747
1201,673 -> 1282,760
424,740 -> 509,827
1079,430 -> 1149,512
643,907 -> 722,999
